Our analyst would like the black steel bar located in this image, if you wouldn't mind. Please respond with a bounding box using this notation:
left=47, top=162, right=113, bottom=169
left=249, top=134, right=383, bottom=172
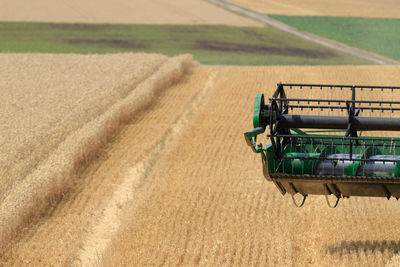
left=287, top=141, right=400, bottom=147
left=278, top=84, right=284, bottom=112
left=279, top=114, right=400, bottom=131
left=290, top=105, right=345, bottom=110
left=351, top=86, right=356, bottom=112
left=270, top=98, right=400, bottom=105
left=280, top=83, right=400, bottom=89
left=281, top=156, right=400, bottom=163
left=287, top=105, right=400, bottom=112
left=268, top=134, right=400, bottom=142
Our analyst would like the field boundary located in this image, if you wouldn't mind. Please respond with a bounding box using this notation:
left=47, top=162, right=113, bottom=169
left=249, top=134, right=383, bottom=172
left=208, top=0, right=396, bottom=65
left=0, top=54, right=196, bottom=255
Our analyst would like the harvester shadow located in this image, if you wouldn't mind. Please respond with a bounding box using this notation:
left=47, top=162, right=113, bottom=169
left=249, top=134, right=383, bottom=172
left=326, top=240, right=400, bottom=256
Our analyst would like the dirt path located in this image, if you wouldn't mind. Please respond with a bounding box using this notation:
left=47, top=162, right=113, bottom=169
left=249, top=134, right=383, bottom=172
left=209, top=0, right=398, bottom=65
left=4, top=65, right=400, bottom=266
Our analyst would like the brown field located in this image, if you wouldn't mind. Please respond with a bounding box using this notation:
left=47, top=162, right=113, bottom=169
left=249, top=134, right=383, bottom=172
left=225, top=0, right=400, bottom=18
left=0, top=0, right=262, bottom=26
left=2, top=55, right=400, bottom=266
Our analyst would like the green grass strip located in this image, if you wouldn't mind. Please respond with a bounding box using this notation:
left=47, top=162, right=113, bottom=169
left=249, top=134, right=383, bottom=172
left=270, top=15, right=400, bottom=61
left=0, top=22, right=370, bottom=65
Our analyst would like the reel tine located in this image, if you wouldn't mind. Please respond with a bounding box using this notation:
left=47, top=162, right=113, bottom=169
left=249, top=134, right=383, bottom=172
left=325, top=194, right=340, bottom=208
left=291, top=194, right=307, bottom=208
left=325, top=184, right=340, bottom=208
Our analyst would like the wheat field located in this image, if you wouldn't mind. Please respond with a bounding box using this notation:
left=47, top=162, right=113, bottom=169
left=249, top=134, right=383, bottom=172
left=3, top=59, right=400, bottom=265
left=225, top=0, right=400, bottom=18
left=0, top=53, right=168, bottom=196
left=0, top=53, right=195, bottom=260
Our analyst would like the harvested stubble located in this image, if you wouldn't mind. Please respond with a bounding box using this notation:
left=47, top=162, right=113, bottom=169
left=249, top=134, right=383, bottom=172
left=102, top=65, right=400, bottom=266
left=226, top=0, right=400, bottom=18
left=0, top=53, right=195, bottom=256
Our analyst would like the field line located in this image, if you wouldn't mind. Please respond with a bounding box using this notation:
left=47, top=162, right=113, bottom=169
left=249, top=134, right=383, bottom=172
left=208, top=0, right=396, bottom=65
left=0, top=54, right=195, bottom=255
left=71, top=67, right=221, bottom=266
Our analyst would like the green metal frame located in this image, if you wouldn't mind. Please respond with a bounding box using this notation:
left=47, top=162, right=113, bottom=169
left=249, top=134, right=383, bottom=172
left=245, top=90, right=400, bottom=177
left=248, top=129, right=400, bottom=177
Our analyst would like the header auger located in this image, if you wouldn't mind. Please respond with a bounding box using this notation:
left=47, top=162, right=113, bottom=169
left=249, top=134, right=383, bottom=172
left=245, top=83, right=400, bottom=207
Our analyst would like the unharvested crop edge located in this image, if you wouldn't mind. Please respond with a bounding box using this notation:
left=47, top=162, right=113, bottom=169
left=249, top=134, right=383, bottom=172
left=0, top=54, right=196, bottom=255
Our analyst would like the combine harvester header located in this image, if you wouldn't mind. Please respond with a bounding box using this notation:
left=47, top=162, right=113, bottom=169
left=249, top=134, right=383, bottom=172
left=245, top=83, right=400, bottom=207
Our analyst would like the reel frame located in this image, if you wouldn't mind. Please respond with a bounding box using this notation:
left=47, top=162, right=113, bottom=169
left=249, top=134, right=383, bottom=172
left=245, top=83, right=400, bottom=205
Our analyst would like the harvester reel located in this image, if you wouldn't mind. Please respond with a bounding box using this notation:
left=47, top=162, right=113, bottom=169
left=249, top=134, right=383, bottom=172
left=245, top=83, right=400, bottom=206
